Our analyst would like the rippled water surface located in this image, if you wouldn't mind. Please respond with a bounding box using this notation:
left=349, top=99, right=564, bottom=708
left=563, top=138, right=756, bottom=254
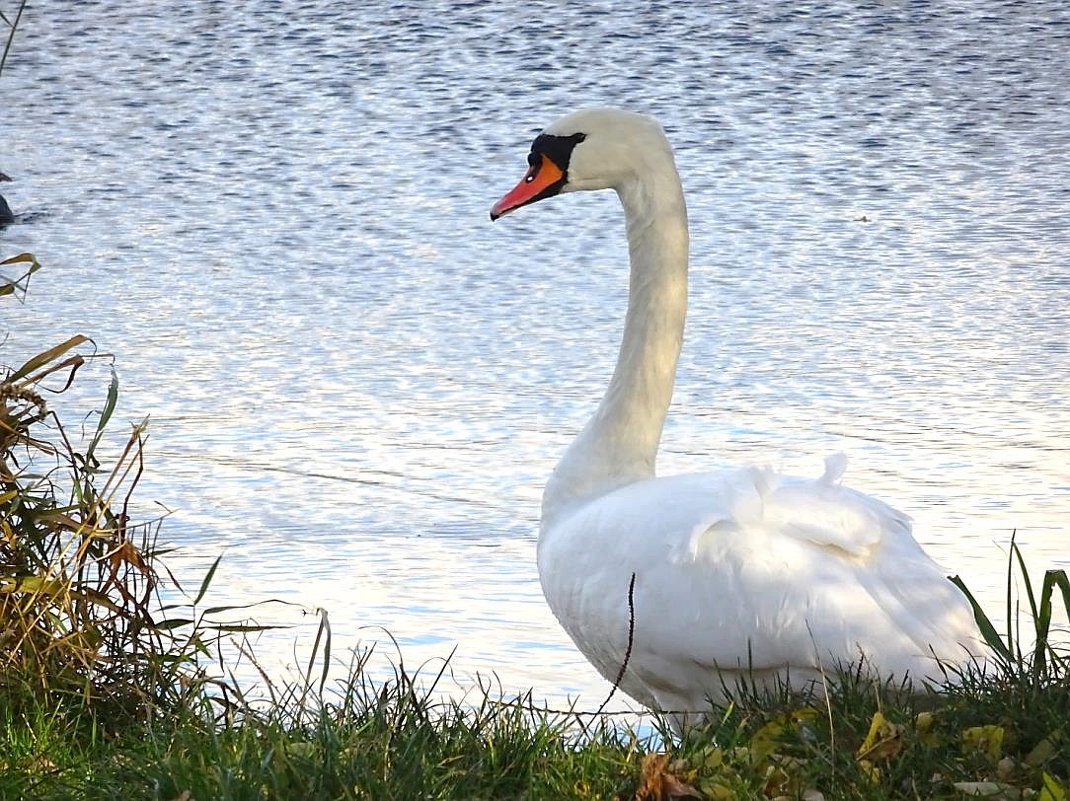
left=3, top=1, right=1068, bottom=709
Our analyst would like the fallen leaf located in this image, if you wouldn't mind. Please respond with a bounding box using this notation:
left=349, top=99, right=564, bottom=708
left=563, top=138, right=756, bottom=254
left=952, top=781, right=1020, bottom=798
left=857, top=758, right=882, bottom=783
left=635, top=753, right=703, bottom=801
left=1026, top=738, right=1058, bottom=768
left=997, top=756, right=1017, bottom=781
left=916, top=710, right=942, bottom=746
left=696, top=745, right=724, bottom=770
left=1039, top=772, right=1067, bottom=801
left=749, top=708, right=820, bottom=760
left=750, top=719, right=789, bottom=760
left=698, top=779, right=736, bottom=800
left=857, top=711, right=905, bottom=762
left=763, top=765, right=793, bottom=798
left=962, top=725, right=1005, bottom=763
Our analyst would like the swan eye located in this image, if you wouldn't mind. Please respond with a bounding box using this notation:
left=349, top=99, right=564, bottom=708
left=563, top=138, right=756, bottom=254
left=526, top=153, right=543, bottom=183
left=524, top=153, right=542, bottom=182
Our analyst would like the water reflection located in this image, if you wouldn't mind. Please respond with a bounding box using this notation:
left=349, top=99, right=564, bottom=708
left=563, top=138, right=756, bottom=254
left=1, top=0, right=1067, bottom=709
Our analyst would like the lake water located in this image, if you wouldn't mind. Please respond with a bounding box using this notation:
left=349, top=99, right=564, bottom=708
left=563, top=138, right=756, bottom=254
left=2, top=0, right=1068, bottom=714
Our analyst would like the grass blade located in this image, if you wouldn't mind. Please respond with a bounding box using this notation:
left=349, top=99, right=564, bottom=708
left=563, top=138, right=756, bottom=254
left=951, top=574, right=1012, bottom=663
left=8, top=335, right=90, bottom=382
left=1010, top=538, right=1045, bottom=673
left=193, top=554, right=222, bottom=606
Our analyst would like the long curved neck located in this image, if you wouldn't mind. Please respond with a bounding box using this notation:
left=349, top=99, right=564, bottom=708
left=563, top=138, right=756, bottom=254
left=542, top=160, right=689, bottom=529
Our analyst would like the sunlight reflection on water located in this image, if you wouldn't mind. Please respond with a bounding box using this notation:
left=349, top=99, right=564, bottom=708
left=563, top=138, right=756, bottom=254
left=2, top=0, right=1068, bottom=713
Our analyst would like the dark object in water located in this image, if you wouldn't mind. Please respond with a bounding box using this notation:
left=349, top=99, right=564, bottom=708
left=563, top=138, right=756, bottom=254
left=0, top=172, right=14, bottom=225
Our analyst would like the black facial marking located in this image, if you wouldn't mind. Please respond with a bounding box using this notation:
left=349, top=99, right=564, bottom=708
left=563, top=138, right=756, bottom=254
left=531, top=131, right=587, bottom=174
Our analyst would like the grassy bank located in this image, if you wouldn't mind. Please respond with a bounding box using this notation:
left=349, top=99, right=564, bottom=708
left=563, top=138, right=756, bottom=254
left=0, top=642, right=1067, bottom=800
left=2, top=254, right=1068, bottom=800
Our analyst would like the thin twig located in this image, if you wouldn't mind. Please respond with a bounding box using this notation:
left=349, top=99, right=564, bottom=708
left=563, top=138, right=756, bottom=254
left=488, top=696, right=650, bottom=719
left=594, top=571, right=637, bottom=717
left=0, top=0, right=28, bottom=77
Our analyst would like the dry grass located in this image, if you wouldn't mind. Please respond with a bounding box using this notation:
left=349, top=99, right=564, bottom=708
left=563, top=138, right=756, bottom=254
left=1, top=253, right=270, bottom=726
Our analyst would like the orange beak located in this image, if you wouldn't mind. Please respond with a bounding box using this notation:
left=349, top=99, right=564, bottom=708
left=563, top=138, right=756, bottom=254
left=489, top=153, right=566, bottom=221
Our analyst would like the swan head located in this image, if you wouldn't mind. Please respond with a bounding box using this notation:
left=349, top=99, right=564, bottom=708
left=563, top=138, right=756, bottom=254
left=490, top=108, right=671, bottom=220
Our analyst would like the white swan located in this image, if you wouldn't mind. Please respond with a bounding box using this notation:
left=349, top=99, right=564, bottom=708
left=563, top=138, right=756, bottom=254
left=490, top=108, right=987, bottom=721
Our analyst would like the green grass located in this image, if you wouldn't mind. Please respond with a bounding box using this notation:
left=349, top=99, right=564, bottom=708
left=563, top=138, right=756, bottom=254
left=0, top=648, right=646, bottom=800
left=0, top=643, right=1067, bottom=800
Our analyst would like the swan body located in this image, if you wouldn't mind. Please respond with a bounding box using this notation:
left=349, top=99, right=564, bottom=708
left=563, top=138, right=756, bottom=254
left=491, top=108, right=986, bottom=720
